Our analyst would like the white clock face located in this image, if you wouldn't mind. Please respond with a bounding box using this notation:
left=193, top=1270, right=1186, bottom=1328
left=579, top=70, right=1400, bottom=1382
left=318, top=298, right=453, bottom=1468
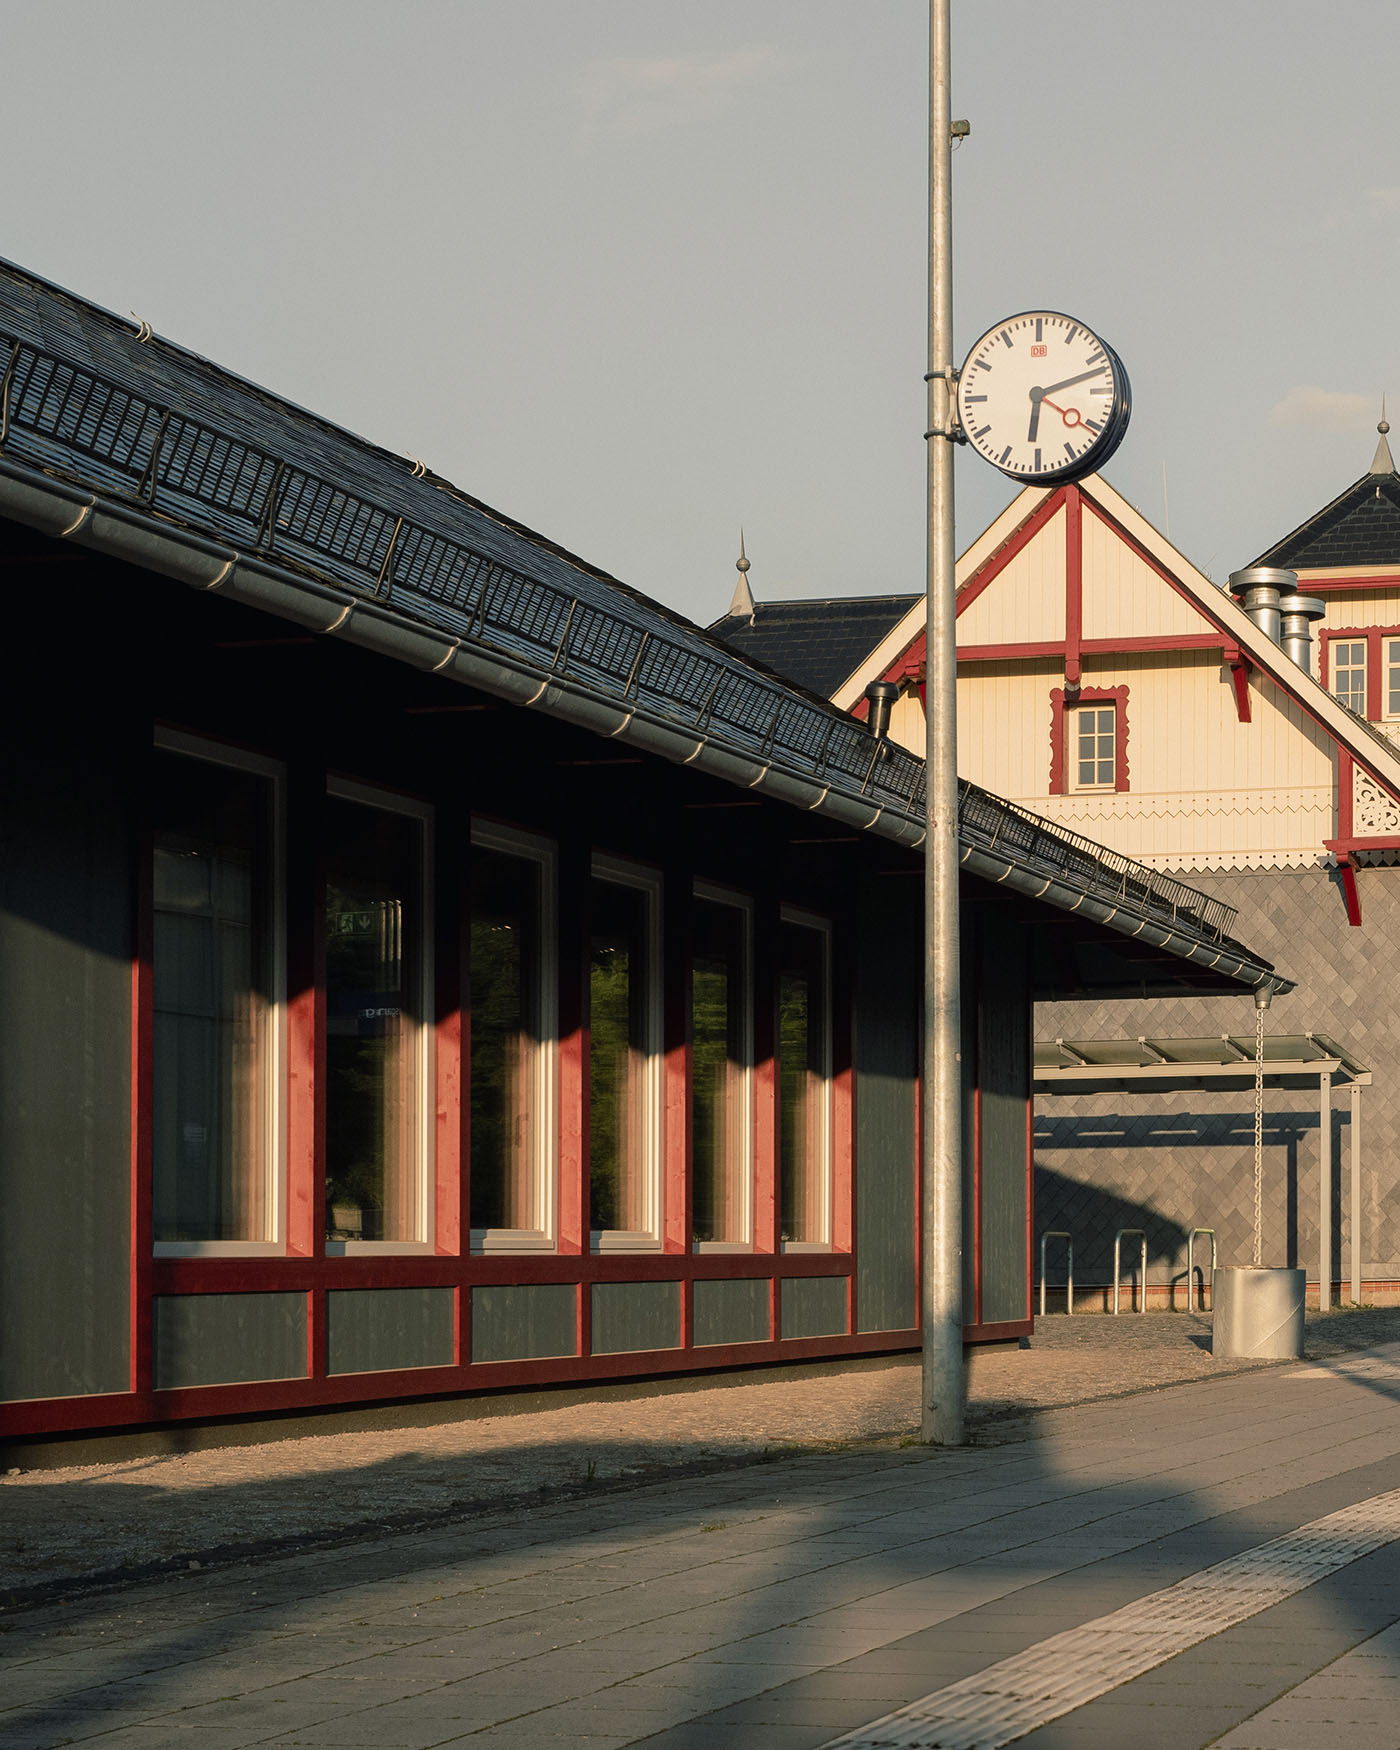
left=955, top=312, right=1129, bottom=482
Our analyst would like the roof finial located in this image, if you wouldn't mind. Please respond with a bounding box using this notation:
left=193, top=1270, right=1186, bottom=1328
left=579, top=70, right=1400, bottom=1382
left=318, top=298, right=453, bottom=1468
left=728, top=529, right=755, bottom=622
left=1371, top=396, right=1394, bottom=475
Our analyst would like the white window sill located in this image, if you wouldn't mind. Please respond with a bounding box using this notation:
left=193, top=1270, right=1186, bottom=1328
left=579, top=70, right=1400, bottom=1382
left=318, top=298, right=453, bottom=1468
left=471, top=1229, right=556, bottom=1254
left=692, top=1239, right=754, bottom=1254
left=324, top=1241, right=434, bottom=1257
left=593, top=1231, right=663, bottom=1253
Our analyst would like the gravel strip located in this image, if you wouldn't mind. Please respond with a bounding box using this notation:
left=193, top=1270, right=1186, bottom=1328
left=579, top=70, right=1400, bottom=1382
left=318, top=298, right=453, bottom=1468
left=4, top=1304, right=1396, bottom=1609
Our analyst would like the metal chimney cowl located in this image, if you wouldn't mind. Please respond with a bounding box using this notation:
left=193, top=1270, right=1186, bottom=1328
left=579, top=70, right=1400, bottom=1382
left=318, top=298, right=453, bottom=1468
left=1228, top=566, right=1326, bottom=673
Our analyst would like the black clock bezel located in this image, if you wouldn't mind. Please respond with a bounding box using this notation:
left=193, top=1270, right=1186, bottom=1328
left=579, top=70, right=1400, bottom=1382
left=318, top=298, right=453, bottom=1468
left=955, top=311, right=1131, bottom=485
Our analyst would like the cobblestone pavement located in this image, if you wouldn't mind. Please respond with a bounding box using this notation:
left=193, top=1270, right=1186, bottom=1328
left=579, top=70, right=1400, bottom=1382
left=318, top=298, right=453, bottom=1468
left=3, top=1327, right=1400, bottom=1748
left=4, top=1306, right=1398, bottom=1606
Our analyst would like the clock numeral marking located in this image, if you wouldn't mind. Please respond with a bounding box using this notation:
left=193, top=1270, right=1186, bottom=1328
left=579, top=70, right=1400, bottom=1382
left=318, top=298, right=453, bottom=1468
left=1034, top=448, right=1042, bottom=470
left=972, top=424, right=991, bottom=439
left=999, top=329, right=1012, bottom=347
left=1065, top=325, right=1078, bottom=345
left=964, top=394, right=988, bottom=403
left=973, top=358, right=991, bottom=372
left=1086, top=419, right=1103, bottom=433
left=1035, top=317, right=1043, bottom=343
left=999, top=445, right=1013, bottom=464
left=1064, top=441, right=1077, bottom=460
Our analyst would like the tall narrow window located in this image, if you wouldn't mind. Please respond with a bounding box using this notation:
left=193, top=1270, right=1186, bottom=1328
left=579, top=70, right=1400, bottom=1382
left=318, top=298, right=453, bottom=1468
left=470, top=827, right=554, bottom=1245
left=690, top=890, right=752, bottom=1247
left=1385, top=638, right=1400, bottom=720
left=1069, top=703, right=1116, bottom=791
left=152, top=738, right=279, bottom=1249
left=1333, top=640, right=1368, bottom=715
left=324, top=786, right=431, bottom=1248
left=778, top=913, right=832, bottom=1248
left=590, top=862, right=662, bottom=1246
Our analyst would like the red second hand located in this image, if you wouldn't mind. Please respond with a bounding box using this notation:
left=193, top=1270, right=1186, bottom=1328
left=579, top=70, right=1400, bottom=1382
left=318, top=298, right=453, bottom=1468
left=1042, top=397, right=1084, bottom=428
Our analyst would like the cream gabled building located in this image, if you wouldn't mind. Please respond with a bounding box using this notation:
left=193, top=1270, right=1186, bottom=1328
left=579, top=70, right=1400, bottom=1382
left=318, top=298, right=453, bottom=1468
left=715, top=432, right=1400, bottom=1303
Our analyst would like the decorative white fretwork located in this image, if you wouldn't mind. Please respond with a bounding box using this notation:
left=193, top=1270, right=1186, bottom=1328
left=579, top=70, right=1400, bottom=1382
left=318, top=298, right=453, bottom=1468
left=1353, top=765, right=1400, bottom=835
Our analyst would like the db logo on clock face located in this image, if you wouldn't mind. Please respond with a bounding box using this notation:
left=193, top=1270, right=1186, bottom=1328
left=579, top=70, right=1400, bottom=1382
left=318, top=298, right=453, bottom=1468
left=956, top=311, right=1131, bottom=483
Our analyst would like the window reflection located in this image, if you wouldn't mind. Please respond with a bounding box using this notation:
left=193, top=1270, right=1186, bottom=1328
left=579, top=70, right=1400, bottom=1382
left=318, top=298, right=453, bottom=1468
left=590, top=877, right=651, bottom=1235
left=153, top=750, right=273, bottom=1244
left=324, top=797, right=424, bottom=1244
left=470, top=845, right=543, bottom=1232
left=778, top=920, right=830, bottom=1245
left=691, top=896, right=749, bottom=1245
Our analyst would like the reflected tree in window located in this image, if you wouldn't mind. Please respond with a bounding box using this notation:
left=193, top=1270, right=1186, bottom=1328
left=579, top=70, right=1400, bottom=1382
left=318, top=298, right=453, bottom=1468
left=778, top=920, right=829, bottom=1245
left=691, top=898, right=748, bottom=1244
left=590, top=878, right=650, bottom=1234
left=470, top=846, right=542, bottom=1231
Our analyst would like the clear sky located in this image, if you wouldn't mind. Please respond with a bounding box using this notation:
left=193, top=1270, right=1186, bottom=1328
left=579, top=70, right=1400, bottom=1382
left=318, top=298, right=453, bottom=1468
left=5, top=2, right=1396, bottom=620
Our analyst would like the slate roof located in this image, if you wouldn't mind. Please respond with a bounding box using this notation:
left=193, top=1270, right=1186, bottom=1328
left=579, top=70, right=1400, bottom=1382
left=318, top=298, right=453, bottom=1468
left=1253, top=463, right=1400, bottom=570
left=710, top=594, right=921, bottom=697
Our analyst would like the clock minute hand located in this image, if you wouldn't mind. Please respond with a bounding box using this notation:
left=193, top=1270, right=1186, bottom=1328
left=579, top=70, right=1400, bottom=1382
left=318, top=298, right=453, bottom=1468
left=1039, top=366, right=1107, bottom=396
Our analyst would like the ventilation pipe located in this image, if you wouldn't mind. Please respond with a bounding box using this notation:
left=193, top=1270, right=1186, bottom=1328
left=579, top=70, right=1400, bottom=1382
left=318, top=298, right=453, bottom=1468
left=1276, top=591, right=1327, bottom=676
left=1227, top=566, right=1295, bottom=646
left=864, top=679, right=900, bottom=740
left=1228, top=566, right=1326, bottom=673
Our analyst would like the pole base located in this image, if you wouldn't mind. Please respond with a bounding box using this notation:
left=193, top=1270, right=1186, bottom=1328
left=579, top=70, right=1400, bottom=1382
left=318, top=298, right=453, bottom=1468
left=1212, top=1265, right=1305, bottom=1359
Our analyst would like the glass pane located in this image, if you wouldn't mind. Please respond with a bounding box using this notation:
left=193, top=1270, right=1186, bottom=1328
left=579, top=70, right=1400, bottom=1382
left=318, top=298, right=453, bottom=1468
left=324, top=799, right=424, bottom=1243
left=1387, top=640, right=1400, bottom=717
left=779, top=922, right=828, bottom=1244
left=1335, top=643, right=1367, bottom=715
left=153, top=752, right=272, bottom=1243
left=590, top=879, right=651, bottom=1234
left=691, top=898, right=748, bottom=1244
left=471, top=847, right=542, bottom=1231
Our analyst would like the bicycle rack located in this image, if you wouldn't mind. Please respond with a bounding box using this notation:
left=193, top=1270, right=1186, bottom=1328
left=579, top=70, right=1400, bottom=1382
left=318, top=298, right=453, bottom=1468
left=1038, top=1231, right=1073, bottom=1316
left=1113, top=1228, right=1148, bottom=1314
left=1187, top=1227, right=1217, bottom=1312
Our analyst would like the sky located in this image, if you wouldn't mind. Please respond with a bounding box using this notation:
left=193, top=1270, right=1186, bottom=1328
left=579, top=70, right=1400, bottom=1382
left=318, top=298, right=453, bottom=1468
left=4, top=1, right=1397, bottom=622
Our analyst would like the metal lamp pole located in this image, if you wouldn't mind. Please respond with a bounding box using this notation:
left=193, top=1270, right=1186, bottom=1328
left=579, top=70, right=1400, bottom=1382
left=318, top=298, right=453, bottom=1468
left=922, top=0, right=964, bottom=1446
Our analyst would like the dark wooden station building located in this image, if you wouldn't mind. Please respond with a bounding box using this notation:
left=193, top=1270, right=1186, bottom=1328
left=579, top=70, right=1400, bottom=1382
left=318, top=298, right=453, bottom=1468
left=0, top=259, right=1287, bottom=1450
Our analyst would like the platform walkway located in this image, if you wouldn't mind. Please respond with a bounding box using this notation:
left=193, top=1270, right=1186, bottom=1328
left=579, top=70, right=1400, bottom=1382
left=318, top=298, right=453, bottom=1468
left=3, top=1312, right=1400, bottom=1745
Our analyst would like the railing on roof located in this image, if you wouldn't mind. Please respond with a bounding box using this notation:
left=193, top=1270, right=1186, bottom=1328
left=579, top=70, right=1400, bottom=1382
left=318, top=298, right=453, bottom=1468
left=0, top=329, right=1239, bottom=951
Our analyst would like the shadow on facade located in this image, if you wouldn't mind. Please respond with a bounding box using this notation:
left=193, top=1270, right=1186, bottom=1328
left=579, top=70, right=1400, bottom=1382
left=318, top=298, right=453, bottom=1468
left=1036, top=1104, right=1351, bottom=1292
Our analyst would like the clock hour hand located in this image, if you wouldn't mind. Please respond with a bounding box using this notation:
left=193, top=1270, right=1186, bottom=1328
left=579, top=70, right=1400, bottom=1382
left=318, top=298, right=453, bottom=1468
left=1027, top=386, right=1043, bottom=443
left=1039, top=366, right=1107, bottom=397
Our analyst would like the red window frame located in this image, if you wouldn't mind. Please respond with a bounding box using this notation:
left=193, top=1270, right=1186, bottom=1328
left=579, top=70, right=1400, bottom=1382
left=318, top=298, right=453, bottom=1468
left=1048, top=685, right=1130, bottom=795
left=1320, top=626, right=1400, bottom=722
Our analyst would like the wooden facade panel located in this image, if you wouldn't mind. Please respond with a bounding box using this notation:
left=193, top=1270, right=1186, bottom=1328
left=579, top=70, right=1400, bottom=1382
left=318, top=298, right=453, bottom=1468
left=590, top=1280, right=681, bottom=1354
left=470, top=1284, right=576, bottom=1364
left=692, top=1277, right=769, bottom=1348
left=1081, top=511, right=1208, bottom=640
left=153, top=1293, right=307, bottom=1390
left=953, top=663, right=1059, bottom=794
left=977, top=928, right=1031, bottom=1327
left=854, top=881, right=919, bottom=1336
left=0, top=726, right=134, bottom=1406
left=326, top=1288, right=455, bottom=1376
left=781, top=1275, right=847, bottom=1339
left=956, top=506, right=1066, bottom=646
left=1312, top=589, right=1400, bottom=630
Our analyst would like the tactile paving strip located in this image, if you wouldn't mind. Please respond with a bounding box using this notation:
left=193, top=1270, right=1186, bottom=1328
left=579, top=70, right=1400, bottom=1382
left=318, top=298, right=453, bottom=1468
left=820, top=1483, right=1400, bottom=1750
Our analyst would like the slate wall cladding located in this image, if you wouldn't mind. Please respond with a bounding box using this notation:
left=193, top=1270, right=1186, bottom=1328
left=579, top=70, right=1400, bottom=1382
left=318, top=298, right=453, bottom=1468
left=1037, top=863, right=1400, bottom=1287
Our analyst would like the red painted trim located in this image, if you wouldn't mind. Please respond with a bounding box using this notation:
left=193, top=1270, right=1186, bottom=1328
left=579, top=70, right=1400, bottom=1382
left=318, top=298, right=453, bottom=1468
left=0, top=1324, right=920, bottom=1439
left=1318, top=626, right=1400, bottom=722
left=130, top=821, right=154, bottom=1398
left=1064, top=482, right=1082, bottom=689
left=1082, top=496, right=1227, bottom=626
left=1338, top=751, right=1355, bottom=840
left=955, top=489, right=1068, bottom=619
left=1024, top=1086, right=1035, bottom=1327
left=959, top=633, right=1226, bottom=662
left=1049, top=685, right=1130, bottom=795
left=963, top=1318, right=1033, bottom=1346
left=1339, top=860, right=1363, bottom=927
left=971, top=1082, right=983, bottom=1329
left=1300, top=574, right=1400, bottom=594
left=1328, top=836, right=1400, bottom=853
left=1229, top=654, right=1253, bottom=723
